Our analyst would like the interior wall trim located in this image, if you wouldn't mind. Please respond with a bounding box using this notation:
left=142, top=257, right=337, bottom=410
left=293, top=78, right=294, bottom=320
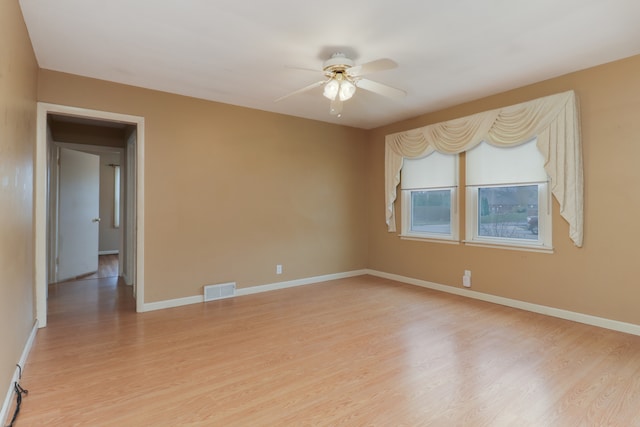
left=141, top=269, right=369, bottom=312
left=235, top=269, right=368, bottom=297
left=142, top=295, right=203, bottom=312
left=1, top=320, right=38, bottom=426
left=366, top=269, right=640, bottom=337
left=98, top=250, right=119, bottom=255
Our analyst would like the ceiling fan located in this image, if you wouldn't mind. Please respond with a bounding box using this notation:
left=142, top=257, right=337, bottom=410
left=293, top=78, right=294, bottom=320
left=275, top=52, right=406, bottom=117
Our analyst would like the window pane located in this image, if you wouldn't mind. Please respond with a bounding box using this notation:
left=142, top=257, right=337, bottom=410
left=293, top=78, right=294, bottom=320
left=478, top=185, right=538, bottom=240
left=114, top=165, right=121, bottom=228
left=411, top=190, right=451, bottom=235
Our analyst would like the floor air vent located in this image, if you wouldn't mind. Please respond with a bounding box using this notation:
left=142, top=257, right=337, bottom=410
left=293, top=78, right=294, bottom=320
left=204, top=282, right=236, bottom=302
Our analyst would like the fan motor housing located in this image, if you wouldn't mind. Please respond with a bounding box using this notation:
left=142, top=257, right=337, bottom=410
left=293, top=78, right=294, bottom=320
left=323, top=53, right=354, bottom=73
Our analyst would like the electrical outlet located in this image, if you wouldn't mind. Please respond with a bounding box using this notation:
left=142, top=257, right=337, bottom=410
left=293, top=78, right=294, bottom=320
left=463, top=275, right=471, bottom=288
left=276, top=264, right=283, bottom=275
left=463, top=269, right=471, bottom=287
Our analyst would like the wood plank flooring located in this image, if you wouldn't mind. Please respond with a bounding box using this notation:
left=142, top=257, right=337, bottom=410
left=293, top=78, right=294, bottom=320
left=52, top=254, right=119, bottom=283
left=15, top=275, right=640, bottom=426
left=92, top=254, right=119, bottom=279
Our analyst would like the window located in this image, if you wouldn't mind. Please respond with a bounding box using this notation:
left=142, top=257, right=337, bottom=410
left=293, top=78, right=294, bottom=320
left=113, top=165, right=121, bottom=228
left=386, top=91, right=581, bottom=247
left=465, top=138, right=551, bottom=250
left=400, top=151, right=458, bottom=241
left=397, top=139, right=551, bottom=251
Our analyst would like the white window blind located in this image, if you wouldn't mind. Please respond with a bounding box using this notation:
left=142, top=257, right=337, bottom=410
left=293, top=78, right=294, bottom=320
left=401, top=151, right=457, bottom=189
left=466, top=138, right=547, bottom=186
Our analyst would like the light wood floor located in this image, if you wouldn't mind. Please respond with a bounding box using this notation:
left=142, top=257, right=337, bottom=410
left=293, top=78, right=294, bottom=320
left=16, top=275, right=640, bottom=426
left=52, top=254, right=119, bottom=283
left=91, top=254, right=119, bottom=279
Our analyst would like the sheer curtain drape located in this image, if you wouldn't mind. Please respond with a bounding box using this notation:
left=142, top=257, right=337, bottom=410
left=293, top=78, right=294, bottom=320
left=385, top=90, right=583, bottom=246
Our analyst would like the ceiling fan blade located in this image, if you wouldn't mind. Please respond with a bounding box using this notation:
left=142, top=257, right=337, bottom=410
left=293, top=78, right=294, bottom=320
left=329, top=98, right=343, bottom=116
left=275, top=80, right=327, bottom=102
left=356, top=78, right=406, bottom=98
left=285, top=65, right=321, bottom=73
left=347, top=58, right=397, bottom=77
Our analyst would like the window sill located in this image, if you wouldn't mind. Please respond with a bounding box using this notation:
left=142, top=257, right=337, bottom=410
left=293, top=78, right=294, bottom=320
left=462, top=240, right=554, bottom=254
left=399, top=235, right=460, bottom=245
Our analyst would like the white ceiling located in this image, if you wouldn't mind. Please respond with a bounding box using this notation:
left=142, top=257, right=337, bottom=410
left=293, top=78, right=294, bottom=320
left=19, top=0, right=640, bottom=129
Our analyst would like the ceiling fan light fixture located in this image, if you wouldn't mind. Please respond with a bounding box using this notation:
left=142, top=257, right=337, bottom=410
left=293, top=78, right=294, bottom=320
left=323, top=79, right=340, bottom=100
left=339, top=79, right=356, bottom=101
left=274, top=52, right=404, bottom=118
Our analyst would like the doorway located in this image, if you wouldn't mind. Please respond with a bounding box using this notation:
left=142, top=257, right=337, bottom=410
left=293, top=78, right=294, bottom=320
left=35, top=103, right=145, bottom=327
left=49, top=128, right=126, bottom=284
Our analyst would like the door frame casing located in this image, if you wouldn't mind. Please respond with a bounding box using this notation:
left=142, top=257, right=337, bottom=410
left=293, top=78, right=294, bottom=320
left=35, top=103, right=145, bottom=326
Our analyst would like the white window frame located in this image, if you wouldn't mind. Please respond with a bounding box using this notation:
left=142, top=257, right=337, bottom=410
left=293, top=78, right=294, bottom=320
left=401, top=187, right=459, bottom=242
left=465, top=182, right=552, bottom=251
left=400, top=153, right=459, bottom=243
left=464, top=139, right=552, bottom=252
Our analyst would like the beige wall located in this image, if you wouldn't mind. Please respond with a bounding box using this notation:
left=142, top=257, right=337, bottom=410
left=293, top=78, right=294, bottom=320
left=38, top=71, right=369, bottom=302
left=367, top=55, right=640, bottom=325
left=49, top=120, right=127, bottom=148
left=0, top=0, right=38, bottom=403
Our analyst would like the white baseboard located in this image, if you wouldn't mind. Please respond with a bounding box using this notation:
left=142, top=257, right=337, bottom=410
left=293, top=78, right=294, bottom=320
left=366, top=269, right=640, bottom=337
left=1, top=320, right=39, bottom=426
left=142, top=295, right=203, bottom=312
left=98, top=250, right=119, bottom=255
left=236, top=269, right=368, bottom=297
left=141, top=269, right=368, bottom=312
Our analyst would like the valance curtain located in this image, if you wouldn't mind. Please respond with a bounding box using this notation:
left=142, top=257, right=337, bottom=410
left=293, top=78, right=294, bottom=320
left=385, top=90, right=583, bottom=247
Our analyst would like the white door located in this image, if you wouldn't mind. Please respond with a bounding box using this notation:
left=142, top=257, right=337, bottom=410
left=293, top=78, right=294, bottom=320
left=57, top=147, right=100, bottom=281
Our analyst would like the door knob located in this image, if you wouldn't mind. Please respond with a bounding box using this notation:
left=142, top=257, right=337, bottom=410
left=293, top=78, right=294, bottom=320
left=92, top=217, right=101, bottom=223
